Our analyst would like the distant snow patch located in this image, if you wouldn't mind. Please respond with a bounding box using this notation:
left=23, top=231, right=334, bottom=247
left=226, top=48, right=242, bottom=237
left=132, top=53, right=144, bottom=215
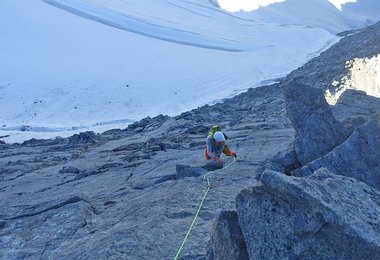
left=328, top=0, right=357, bottom=11
left=217, top=0, right=285, bottom=12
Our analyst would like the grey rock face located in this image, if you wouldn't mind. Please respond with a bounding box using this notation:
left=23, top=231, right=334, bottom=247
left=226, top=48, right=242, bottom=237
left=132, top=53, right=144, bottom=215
left=283, top=82, right=349, bottom=165
left=2, top=21, right=380, bottom=260
left=0, top=194, right=95, bottom=259
left=332, top=89, right=380, bottom=123
left=294, top=119, right=380, bottom=190
left=256, top=147, right=300, bottom=180
left=236, top=169, right=380, bottom=260
left=176, top=164, right=207, bottom=179
left=0, top=82, right=290, bottom=259
left=206, top=210, right=248, bottom=260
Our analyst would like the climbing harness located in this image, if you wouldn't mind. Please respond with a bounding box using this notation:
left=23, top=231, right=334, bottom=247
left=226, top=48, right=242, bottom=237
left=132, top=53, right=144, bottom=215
left=174, top=156, right=236, bottom=260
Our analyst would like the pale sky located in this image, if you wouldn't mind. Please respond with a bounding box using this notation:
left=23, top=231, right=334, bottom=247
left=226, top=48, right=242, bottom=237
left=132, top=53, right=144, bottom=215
left=217, top=0, right=357, bottom=12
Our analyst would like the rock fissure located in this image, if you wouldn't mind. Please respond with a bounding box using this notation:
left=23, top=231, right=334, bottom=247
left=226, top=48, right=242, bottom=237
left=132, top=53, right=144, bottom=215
left=9, top=195, right=92, bottom=220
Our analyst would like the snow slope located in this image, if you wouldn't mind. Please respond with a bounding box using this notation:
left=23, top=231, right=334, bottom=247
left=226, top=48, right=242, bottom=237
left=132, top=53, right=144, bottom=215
left=232, top=0, right=380, bottom=33
left=0, top=0, right=379, bottom=143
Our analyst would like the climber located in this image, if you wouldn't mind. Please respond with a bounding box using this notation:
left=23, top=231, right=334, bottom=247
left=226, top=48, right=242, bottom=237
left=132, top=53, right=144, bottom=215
left=205, top=126, right=236, bottom=164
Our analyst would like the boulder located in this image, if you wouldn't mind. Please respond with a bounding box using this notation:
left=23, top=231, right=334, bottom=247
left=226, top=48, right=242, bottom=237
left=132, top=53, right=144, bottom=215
left=202, top=161, right=223, bottom=171
left=235, top=169, right=380, bottom=259
left=283, top=82, right=349, bottom=165
left=206, top=210, right=249, bottom=260
left=294, top=119, right=380, bottom=190
left=176, top=164, right=207, bottom=179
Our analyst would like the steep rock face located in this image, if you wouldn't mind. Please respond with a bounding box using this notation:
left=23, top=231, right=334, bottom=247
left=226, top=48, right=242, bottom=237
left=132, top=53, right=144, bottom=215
left=283, top=82, right=349, bottom=165
left=235, top=169, right=380, bottom=259
left=294, top=119, right=380, bottom=190
left=207, top=21, right=380, bottom=260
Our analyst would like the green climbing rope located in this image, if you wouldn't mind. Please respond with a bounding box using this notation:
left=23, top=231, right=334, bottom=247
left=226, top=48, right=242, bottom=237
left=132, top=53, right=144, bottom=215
left=174, top=157, right=236, bottom=260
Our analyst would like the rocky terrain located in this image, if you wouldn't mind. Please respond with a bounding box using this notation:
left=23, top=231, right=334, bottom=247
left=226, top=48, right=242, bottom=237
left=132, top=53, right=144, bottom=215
left=1, top=22, right=380, bottom=260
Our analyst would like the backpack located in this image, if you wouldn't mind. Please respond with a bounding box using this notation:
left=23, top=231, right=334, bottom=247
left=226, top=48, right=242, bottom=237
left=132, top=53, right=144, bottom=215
left=209, top=125, right=228, bottom=140
left=208, top=125, right=222, bottom=137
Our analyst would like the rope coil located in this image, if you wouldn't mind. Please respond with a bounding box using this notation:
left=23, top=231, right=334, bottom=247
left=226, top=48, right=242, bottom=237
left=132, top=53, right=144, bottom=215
left=174, top=157, right=236, bottom=260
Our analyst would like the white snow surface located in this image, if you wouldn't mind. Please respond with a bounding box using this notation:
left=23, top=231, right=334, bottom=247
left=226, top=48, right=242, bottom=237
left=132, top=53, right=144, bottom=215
left=217, top=0, right=357, bottom=12
left=1, top=0, right=379, bottom=143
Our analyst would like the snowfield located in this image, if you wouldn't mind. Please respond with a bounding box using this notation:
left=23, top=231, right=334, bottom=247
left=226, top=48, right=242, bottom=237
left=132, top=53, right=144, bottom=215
left=1, top=0, right=379, bottom=143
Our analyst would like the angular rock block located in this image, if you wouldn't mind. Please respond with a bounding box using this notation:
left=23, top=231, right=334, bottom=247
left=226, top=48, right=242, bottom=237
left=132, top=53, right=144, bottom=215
left=236, top=169, right=380, bottom=259
left=202, top=161, right=224, bottom=171
left=294, top=119, right=380, bottom=190
left=206, top=210, right=249, bottom=260
left=283, top=82, right=349, bottom=165
left=176, top=164, right=207, bottom=179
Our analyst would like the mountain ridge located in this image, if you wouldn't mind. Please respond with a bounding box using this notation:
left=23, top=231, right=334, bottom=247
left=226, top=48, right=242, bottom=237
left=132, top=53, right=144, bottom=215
left=1, top=19, right=380, bottom=259
left=2, top=0, right=380, bottom=143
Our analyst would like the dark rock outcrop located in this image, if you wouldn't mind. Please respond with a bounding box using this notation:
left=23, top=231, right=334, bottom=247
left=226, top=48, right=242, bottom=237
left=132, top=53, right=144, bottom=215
left=235, top=169, right=380, bottom=259
left=202, top=161, right=224, bottom=171
left=256, top=147, right=300, bottom=180
left=68, top=131, right=97, bottom=146
left=332, top=89, right=380, bottom=123
left=283, top=82, right=349, bottom=165
left=206, top=210, right=248, bottom=260
left=59, top=166, right=81, bottom=174
left=176, top=164, right=207, bottom=179
left=294, top=119, right=380, bottom=190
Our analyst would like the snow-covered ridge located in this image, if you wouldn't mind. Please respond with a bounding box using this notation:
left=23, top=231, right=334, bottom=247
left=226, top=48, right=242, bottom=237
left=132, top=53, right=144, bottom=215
left=43, top=0, right=248, bottom=52
left=1, top=0, right=379, bottom=143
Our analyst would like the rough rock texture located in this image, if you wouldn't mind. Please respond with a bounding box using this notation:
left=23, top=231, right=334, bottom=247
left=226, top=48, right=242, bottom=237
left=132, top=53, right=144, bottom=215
left=294, top=119, right=380, bottom=190
left=206, top=210, right=248, bottom=260
left=207, top=22, right=380, bottom=260
left=283, top=20, right=380, bottom=93
left=332, top=89, right=380, bottom=124
left=176, top=164, right=207, bottom=179
left=1, top=20, right=380, bottom=260
left=283, top=82, right=349, bottom=165
left=256, top=147, right=300, bottom=180
left=235, top=169, right=380, bottom=260
left=0, top=83, right=292, bottom=259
